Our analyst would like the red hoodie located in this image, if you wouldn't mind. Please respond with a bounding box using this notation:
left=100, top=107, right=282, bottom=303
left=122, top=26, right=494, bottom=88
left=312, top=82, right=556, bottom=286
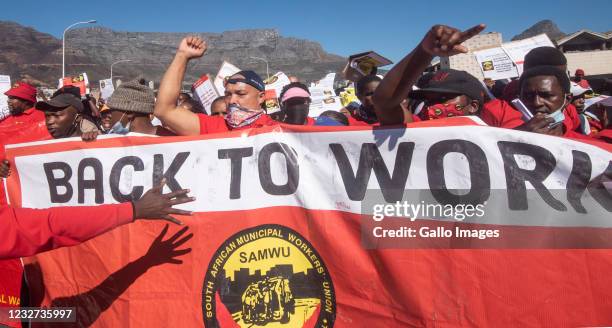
left=0, top=202, right=133, bottom=259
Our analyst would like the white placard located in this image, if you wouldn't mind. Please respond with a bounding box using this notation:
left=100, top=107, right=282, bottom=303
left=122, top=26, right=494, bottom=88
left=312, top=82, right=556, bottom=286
left=473, top=47, right=519, bottom=80
left=0, top=75, right=11, bottom=121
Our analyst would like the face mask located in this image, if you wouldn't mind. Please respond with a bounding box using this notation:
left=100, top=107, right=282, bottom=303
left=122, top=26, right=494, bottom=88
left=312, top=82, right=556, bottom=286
left=546, top=99, right=567, bottom=128
left=420, top=103, right=466, bottom=120
left=225, top=104, right=263, bottom=128
left=282, top=104, right=309, bottom=125
left=108, top=113, right=130, bottom=135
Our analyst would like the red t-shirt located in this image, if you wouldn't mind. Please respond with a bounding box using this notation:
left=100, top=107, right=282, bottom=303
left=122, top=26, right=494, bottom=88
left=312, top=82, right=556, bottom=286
left=479, top=99, right=524, bottom=128
left=197, top=113, right=277, bottom=134
left=480, top=100, right=583, bottom=134
left=0, top=108, right=50, bottom=143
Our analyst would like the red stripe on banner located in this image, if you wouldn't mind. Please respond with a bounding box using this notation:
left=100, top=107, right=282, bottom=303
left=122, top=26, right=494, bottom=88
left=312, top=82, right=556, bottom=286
left=21, top=207, right=612, bottom=327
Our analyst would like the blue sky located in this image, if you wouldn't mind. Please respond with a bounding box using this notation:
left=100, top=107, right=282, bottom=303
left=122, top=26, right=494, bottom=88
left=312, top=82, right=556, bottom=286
left=2, top=0, right=611, bottom=63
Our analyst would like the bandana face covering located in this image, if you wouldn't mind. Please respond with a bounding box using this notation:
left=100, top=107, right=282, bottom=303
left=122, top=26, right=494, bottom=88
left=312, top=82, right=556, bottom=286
left=225, top=104, right=263, bottom=128
left=419, top=103, right=466, bottom=120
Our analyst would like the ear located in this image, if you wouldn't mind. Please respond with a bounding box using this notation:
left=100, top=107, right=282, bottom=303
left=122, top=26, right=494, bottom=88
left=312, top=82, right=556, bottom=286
left=258, top=91, right=266, bottom=105
left=467, top=99, right=480, bottom=114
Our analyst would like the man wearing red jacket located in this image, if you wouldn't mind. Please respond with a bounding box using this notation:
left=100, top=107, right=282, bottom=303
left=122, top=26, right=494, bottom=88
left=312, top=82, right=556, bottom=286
left=1, top=180, right=194, bottom=259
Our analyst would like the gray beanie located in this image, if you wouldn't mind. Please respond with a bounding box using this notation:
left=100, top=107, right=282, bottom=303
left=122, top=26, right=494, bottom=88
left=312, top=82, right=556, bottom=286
left=107, top=78, right=155, bottom=114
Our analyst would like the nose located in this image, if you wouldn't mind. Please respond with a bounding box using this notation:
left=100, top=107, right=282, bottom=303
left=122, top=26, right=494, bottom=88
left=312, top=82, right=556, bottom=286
left=533, top=94, right=545, bottom=108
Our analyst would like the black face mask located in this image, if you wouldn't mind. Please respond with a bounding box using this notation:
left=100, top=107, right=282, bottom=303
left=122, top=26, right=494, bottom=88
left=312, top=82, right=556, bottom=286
left=282, top=104, right=309, bottom=125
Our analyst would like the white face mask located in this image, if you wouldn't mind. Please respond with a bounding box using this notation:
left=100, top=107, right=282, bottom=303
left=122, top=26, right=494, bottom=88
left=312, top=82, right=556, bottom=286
left=224, top=104, right=263, bottom=128
left=546, top=99, right=567, bottom=128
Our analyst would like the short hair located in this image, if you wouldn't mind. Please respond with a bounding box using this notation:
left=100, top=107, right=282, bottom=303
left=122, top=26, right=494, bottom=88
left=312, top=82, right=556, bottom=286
left=319, top=110, right=349, bottom=126
left=519, top=65, right=571, bottom=94
left=279, top=82, right=310, bottom=101
left=355, top=75, right=382, bottom=96
left=524, top=47, right=567, bottom=70
left=211, top=96, right=225, bottom=106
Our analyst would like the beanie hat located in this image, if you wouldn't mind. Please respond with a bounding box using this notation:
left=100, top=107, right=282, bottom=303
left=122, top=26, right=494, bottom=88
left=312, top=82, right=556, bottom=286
left=519, top=65, right=571, bottom=94
left=107, top=78, right=155, bottom=114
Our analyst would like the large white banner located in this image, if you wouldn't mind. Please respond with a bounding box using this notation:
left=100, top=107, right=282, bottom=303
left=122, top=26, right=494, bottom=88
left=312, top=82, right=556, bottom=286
left=5, top=118, right=611, bottom=228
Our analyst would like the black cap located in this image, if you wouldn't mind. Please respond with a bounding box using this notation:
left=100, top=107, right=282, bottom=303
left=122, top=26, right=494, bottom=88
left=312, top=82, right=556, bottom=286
left=409, top=69, right=485, bottom=104
left=35, top=93, right=84, bottom=113
left=227, top=70, right=265, bottom=91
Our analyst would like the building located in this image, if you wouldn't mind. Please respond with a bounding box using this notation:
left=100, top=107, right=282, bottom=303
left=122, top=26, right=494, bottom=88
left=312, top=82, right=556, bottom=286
left=556, top=30, right=612, bottom=78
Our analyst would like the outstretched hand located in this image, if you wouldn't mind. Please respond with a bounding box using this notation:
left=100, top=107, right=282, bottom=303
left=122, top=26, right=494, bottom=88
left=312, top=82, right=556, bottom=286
left=420, top=24, right=486, bottom=57
left=177, top=36, right=207, bottom=60
left=132, top=179, right=195, bottom=225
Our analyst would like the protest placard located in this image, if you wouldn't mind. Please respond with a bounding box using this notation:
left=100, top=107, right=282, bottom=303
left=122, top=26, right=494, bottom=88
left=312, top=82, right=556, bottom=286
left=265, top=72, right=291, bottom=98
left=344, top=51, right=392, bottom=81
left=99, top=78, right=115, bottom=101
left=0, top=75, right=11, bottom=121
left=473, top=47, right=519, bottom=80
left=501, top=34, right=555, bottom=75
left=192, top=74, right=219, bottom=115
left=59, top=73, right=90, bottom=96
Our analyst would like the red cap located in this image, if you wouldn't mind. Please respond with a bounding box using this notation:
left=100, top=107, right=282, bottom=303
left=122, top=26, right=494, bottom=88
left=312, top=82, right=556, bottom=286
left=4, top=82, right=37, bottom=103
left=575, top=69, right=585, bottom=76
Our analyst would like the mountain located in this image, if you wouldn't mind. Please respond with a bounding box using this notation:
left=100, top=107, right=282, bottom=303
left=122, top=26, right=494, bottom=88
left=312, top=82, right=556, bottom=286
left=511, top=19, right=565, bottom=41
left=0, top=21, right=347, bottom=87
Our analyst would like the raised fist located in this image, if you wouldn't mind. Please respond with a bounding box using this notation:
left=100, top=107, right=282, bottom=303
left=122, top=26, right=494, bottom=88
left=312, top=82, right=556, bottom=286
left=177, top=36, right=207, bottom=59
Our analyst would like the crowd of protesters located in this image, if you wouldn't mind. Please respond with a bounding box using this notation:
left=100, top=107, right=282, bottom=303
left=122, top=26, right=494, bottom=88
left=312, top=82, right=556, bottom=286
left=1, top=22, right=612, bottom=258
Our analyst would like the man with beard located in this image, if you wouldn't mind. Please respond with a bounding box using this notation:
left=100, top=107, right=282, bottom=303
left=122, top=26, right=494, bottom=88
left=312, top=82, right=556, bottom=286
left=155, top=36, right=277, bottom=135
left=0, top=82, right=49, bottom=140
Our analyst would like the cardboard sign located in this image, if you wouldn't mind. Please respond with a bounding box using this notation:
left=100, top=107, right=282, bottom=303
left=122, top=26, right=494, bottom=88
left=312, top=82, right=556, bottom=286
left=192, top=74, right=220, bottom=115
